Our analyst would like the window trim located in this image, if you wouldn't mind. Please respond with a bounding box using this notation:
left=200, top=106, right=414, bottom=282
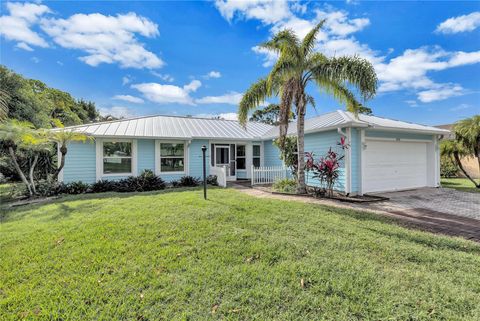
left=236, top=144, right=246, bottom=171
left=96, top=138, right=137, bottom=180
left=252, top=144, right=261, bottom=168
left=155, top=140, right=188, bottom=175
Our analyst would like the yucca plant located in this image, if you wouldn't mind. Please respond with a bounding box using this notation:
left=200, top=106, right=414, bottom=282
left=239, top=21, right=377, bottom=193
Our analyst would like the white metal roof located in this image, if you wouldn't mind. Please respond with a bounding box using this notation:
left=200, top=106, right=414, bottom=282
left=262, top=110, right=450, bottom=138
left=60, top=114, right=274, bottom=140
left=61, top=110, right=449, bottom=141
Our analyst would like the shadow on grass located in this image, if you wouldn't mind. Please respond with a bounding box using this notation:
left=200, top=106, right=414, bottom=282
left=364, top=226, right=480, bottom=254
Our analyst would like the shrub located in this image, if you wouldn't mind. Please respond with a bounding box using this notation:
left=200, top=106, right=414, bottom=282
left=35, top=180, right=65, bottom=197
left=135, top=170, right=166, bottom=191
left=90, top=180, right=117, bottom=193
left=272, top=178, right=297, bottom=194
left=62, top=181, right=90, bottom=195
left=170, top=180, right=179, bottom=188
left=115, top=170, right=166, bottom=193
left=206, top=175, right=218, bottom=186
left=441, top=155, right=458, bottom=178
left=178, top=176, right=200, bottom=187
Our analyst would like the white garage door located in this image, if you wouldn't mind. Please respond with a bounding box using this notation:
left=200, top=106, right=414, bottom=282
left=364, top=140, right=428, bottom=193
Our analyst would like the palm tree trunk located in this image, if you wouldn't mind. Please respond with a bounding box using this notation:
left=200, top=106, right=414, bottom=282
left=296, top=97, right=307, bottom=194
left=29, top=154, right=39, bottom=195
left=8, top=146, right=32, bottom=196
left=52, top=143, right=66, bottom=181
left=453, top=152, right=480, bottom=188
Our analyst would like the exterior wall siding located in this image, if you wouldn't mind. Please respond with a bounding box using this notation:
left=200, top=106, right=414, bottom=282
left=62, top=141, right=97, bottom=184
left=350, top=128, right=361, bottom=193
left=304, top=130, right=345, bottom=192
left=137, top=139, right=155, bottom=173
left=365, top=130, right=433, bottom=141
left=263, top=140, right=283, bottom=167
left=188, top=140, right=209, bottom=179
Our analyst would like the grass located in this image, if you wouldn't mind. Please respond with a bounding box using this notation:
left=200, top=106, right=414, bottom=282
left=441, top=178, right=480, bottom=193
left=0, top=183, right=20, bottom=205
left=1, top=188, right=480, bottom=320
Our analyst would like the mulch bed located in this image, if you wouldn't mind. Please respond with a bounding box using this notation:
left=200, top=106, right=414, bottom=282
left=268, top=187, right=388, bottom=203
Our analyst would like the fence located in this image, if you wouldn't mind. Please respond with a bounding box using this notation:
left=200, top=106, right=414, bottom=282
left=251, top=165, right=288, bottom=185
left=210, top=165, right=227, bottom=187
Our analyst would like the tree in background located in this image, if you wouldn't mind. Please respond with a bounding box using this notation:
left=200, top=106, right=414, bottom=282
left=239, top=22, right=377, bottom=193
left=249, top=103, right=296, bottom=125
left=0, top=120, right=50, bottom=195
left=441, top=115, right=480, bottom=188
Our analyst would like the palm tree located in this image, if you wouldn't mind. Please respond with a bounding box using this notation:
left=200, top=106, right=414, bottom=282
left=49, top=127, right=92, bottom=181
left=239, top=22, right=377, bottom=193
left=442, top=115, right=480, bottom=188
left=0, top=88, right=9, bottom=123
left=440, top=139, right=479, bottom=188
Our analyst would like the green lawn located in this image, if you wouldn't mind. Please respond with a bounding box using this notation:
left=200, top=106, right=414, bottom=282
left=1, top=189, right=479, bottom=320
left=441, top=178, right=480, bottom=193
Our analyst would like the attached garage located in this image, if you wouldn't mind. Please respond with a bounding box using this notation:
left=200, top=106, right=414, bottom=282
left=363, top=140, right=428, bottom=193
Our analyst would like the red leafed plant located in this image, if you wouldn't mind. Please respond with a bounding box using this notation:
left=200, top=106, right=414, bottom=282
left=305, top=140, right=347, bottom=197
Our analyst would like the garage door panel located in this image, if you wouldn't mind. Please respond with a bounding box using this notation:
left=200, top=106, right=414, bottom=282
left=364, top=140, right=427, bottom=193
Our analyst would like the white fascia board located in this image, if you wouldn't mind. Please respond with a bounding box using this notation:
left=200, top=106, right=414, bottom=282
left=366, top=126, right=450, bottom=135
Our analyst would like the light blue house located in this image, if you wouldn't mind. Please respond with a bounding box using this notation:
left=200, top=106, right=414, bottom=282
left=59, top=110, right=448, bottom=195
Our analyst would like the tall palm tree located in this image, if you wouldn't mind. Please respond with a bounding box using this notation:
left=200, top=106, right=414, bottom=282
left=440, top=139, right=479, bottom=188
left=239, top=22, right=378, bottom=193
left=0, top=89, right=9, bottom=123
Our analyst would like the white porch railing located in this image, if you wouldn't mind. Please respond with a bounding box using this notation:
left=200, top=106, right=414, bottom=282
left=210, top=166, right=228, bottom=187
left=251, top=165, right=288, bottom=185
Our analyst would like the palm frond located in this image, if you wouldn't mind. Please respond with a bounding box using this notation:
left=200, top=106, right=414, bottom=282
left=238, top=78, right=271, bottom=126
left=301, top=20, right=325, bottom=57
left=314, top=77, right=363, bottom=115
left=311, top=56, right=378, bottom=101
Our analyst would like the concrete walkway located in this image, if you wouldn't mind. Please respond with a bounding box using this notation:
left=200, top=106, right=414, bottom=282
left=232, top=184, right=480, bottom=242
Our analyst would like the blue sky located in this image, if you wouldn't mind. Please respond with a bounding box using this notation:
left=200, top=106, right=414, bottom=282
left=1, top=1, right=479, bottom=125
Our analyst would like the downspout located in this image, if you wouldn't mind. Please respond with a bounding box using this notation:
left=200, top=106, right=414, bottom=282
left=337, top=127, right=350, bottom=196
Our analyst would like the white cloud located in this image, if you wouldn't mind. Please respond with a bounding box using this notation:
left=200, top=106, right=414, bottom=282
left=0, top=2, right=50, bottom=48
left=132, top=80, right=201, bottom=105
left=40, top=12, right=163, bottom=69
left=405, top=100, right=418, bottom=107
left=16, top=42, right=34, bottom=51
left=215, top=0, right=291, bottom=24
left=113, top=94, right=144, bottom=104
left=436, top=12, right=480, bottom=34
left=376, top=47, right=480, bottom=99
left=122, top=76, right=132, bottom=86
left=316, top=10, right=370, bottom=36
left=417, top=84, right=464, bottom=103
left=195, top=91, right=243, bottom=105
left=99, top=106, right=134, bottom=118
left=151, top=71, right=174, bottom=82
left=204, top=71, right=222, bottom=79
left=30, top=57, right=40, bottom=63
left=252, top=45, right=279, bottom=67
left=195, top=112, right=238, bottom=120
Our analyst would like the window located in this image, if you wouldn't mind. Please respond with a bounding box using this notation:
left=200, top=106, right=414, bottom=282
left=103, top=141, right=132, bottom=174
left=236, top=145, right=246, bottom=170
left=253, top=145, right=261, bottom=167
left=160, top=143, right=185, bottom=172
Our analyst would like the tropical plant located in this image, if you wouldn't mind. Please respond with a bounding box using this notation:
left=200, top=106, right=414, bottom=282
left=249, top=103, right=295, bottom=125
left=441, top=134, right=479, bottom=188
left=272, top=178, right=297, bottom=194
left=454, top=115, right=480, bottom=185
left=48, top=123, right=93, bottom=181
left=0, top=120, right=50, bottom=196
left=440, top=155, right=458, bottom=178
left=238, top=21, right=377, bottom=193
left=305, top=139, right=348, bottom=197
left=0, top=88, right=9, bottom=123
left=273, top=136, right=298, bottom=178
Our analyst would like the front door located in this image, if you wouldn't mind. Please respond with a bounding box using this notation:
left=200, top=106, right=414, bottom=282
left=214, top=144, right=236, bottom=181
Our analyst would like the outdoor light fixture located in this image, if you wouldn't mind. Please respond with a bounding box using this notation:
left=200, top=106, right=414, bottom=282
left=201, top=145, right=207, bottom=200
